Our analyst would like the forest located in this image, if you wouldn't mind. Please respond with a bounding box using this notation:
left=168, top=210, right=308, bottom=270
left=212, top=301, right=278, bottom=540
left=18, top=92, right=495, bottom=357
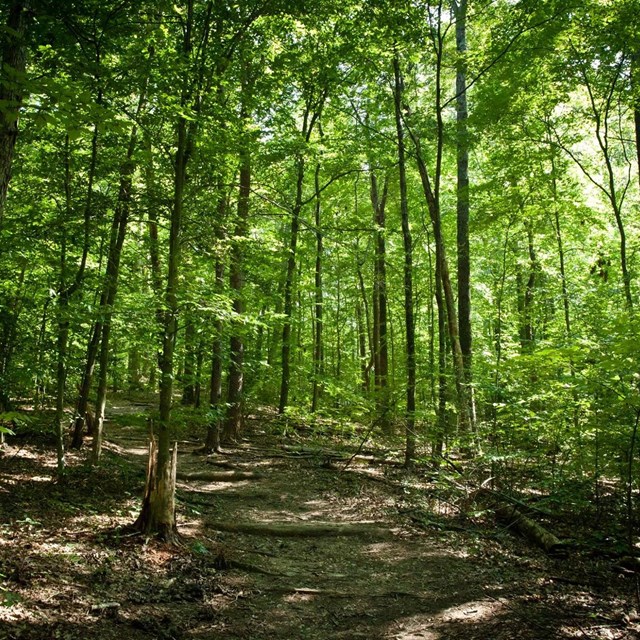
left=1, top=0, right=640, bottom=638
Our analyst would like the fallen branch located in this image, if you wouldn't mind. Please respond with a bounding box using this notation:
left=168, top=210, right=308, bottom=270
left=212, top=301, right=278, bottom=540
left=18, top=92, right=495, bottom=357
left=206, top=520, right=393, bottom=538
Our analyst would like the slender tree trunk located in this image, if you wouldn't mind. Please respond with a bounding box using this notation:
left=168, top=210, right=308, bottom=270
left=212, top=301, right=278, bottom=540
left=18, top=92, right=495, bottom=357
left=55, top=128, right=96, bottom=474
left=370, top=172, right=390, bottom=428
left=406, top=41, right=471, bottom=437
left=434, top=256, right=447, bottom=458
left=223, top=148, right=250, bottom=443
left=631, top=52, right=640, bottom=192
left=279, top=94, right=325, bottom=414
left=517, top=220, right=536, bottom=353
left=279, top=154, right=305, bottom=415
left=70, top=321, right=100, bottom=448
left=92, top=90, right=145, bottom=463
left=0, top=262, right=25, bottom=410
left=55, top=237, right=69, bottom=477
left=356, top=262, right=373, bottom=393
left=453, top=0, right=474, bottom=429
left=354, top=300, right=367, bottom=392
left=311, top=163, right=324, bottom=412
left=205, top=195, right=227, bottom=452
left=0, top=0, right=30, bottom=225
left=393, top=53, right=417, bottom=466
left=135, top=0, right=198, bottom=541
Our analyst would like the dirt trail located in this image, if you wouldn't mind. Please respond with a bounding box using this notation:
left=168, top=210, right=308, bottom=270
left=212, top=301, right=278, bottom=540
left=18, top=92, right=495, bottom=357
left=103, top=403, right=640, bottom=639
left=0, top=401, right=637, bottom=639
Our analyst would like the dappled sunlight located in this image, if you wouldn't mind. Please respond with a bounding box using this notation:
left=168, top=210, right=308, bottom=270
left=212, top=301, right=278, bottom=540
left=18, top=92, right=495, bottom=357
left=439, top=598, right=504, bottom=623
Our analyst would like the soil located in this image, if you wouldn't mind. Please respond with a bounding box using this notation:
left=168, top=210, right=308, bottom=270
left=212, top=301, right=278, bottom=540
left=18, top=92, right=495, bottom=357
left=1, top=400, right=638, bottom=639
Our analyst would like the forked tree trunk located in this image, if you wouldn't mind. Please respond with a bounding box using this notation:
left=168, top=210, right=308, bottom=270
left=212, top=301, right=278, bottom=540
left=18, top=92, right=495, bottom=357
left=407, top=101, right=471, bottom=437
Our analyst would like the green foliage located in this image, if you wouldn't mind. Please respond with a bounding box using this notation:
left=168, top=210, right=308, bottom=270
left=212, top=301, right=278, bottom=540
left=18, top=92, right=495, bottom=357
left=0, top=0, right=638, bottom=536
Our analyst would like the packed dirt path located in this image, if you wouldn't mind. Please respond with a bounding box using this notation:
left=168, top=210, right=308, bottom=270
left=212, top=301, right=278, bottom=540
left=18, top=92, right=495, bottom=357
left=1, top=400, right=638, bottom=639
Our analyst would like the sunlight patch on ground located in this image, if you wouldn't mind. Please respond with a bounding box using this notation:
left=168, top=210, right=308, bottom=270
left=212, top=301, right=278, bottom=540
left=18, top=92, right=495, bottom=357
left=439, top=598, right=503, bottom=622
left=362, top=542, right=448, bottom=562
left=0, top=472, right=51, bottom=484
left=283, top=591, right=318, bottom=603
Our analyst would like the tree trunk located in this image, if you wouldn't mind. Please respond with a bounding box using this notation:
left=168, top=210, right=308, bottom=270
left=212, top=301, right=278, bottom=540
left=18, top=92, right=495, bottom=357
left=92, top=89, right=145, bottom=464
left=0, top=0, right=30, bottom=224
left=631, top=51, right=640, bottom=193
left=134, top=437, right=178, bottom=542
left=311, top=162, right=324, bottom=412
left=393, top=52, right=416, bottom=466
left=453, top=0, right=474, bottom=429
left=55, top=129, right=96, bottom=474
left=223, top=147, right=250, bottom=443
left=517, top=220, right=536, bottom=354
left=279, top=96, right=324, bottom=414
left=204, top=196, right=227, bottom=453
left=181, top=316, right=197, bottom=405
left=370, top=171, right=390, bottom=429
left=279, top=155, right=305, bottom=415
left=407, top=71, right=471, bottom=437
left=135, top=0, right=196, bottom=541
left=70, top=320, right=100, bottom=448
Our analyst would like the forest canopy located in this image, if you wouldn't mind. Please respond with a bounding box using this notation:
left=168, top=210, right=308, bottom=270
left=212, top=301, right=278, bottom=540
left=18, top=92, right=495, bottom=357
left=0, top=0, right=639, bottom=540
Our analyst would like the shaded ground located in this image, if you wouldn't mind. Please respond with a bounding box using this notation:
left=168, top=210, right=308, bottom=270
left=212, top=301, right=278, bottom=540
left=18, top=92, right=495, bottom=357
left=1, top=401, right=638, bottom=639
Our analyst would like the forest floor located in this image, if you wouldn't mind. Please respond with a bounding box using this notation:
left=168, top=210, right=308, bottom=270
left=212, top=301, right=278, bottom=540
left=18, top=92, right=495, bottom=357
left=1, top=398, right=639, bottom=640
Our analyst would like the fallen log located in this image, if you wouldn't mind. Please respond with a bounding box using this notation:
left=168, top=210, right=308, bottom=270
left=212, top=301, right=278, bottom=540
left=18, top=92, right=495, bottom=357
left=207, top=520, right=392, bottom=538
left=493, top=503, right=565, bottom=554
left=177, top=470, right=261, bottom=482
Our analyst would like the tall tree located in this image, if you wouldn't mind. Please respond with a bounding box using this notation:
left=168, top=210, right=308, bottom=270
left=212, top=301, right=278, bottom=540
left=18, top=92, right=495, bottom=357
left=392, top=50, right=416, bottom=465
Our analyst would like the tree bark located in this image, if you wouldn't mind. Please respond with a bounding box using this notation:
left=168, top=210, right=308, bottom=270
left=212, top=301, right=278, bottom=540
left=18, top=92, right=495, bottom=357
left=0, top=0, right=30, bottom=224
left=135, top=0, right=199, bottom=541
left=370, top=171, right=390, bottom=429
left=92, top=86, right=146, bottom=464
left=204, top=198, right=226, bottom=453
left=311, top=162, right=324, bottom=412
left=223, top=146, right=251, bottom=443
left=279, top=95, right=324, bottom=414
left=453, top=0, right=474, bottom=428
left=392, top=52, right=416, bottom=466
left=405, top=37, right=471, bottom=437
